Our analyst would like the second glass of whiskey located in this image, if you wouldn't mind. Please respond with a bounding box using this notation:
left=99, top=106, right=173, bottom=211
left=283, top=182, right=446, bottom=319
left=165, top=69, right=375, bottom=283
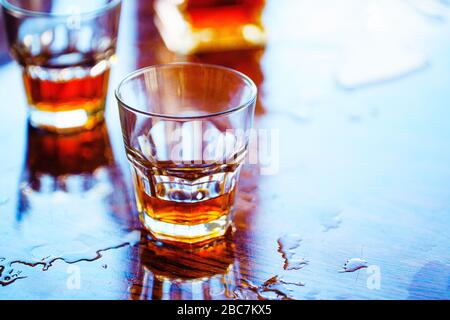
left=1, top=0, right=122, bottom=132
left=154, top=0, right=266, bottom=54
left=116, top=63, right=257, bottom=244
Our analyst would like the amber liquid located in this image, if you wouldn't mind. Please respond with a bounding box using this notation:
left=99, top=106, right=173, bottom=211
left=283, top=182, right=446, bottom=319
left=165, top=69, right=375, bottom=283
left=20, top=51, right=111, bottom=131
left=134, top=171, right=237, bottom=226
left=155, top=0, right=266, bottom=53
left=185, top=0, right=265, bottom=28
left=26, top=122, right=113, bottom=177
left=128, top=148, right=243, bottom=242
left=23, top=65, right=110, bottom=114
left=132, top=161, right=240, bottom=225
left=20, top=122, right=114, bottom=223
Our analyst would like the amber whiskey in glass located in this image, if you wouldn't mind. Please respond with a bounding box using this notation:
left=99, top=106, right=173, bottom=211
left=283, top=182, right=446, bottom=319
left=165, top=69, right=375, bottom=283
left=154, top=0, right=266, bottom=54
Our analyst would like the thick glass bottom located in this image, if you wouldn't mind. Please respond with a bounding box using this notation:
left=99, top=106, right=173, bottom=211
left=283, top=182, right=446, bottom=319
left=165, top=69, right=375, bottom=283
left=29, top=105, right=105, bottom=133
left=141, top=210, right=233, bottom=244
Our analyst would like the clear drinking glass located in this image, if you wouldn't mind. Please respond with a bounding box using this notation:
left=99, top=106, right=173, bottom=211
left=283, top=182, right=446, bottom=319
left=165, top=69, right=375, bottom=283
left=116, top=63, right=257, bottom=244
left=1, top=0, right=121, bottom=132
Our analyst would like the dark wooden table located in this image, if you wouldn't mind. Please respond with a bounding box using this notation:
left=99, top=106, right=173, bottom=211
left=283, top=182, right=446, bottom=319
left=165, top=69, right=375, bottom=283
left=1, top=0, right=450, bottom=300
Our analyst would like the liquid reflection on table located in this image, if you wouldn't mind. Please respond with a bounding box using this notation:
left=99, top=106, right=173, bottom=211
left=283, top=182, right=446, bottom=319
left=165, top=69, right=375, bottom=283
left=1, top=0, right=450, bottom=300
left=130, top=232, right=238, bottom=300
left=18, top=121, right=115, bottom=226
left=18, top=121, right=130, bottom=222
left=0, top=122, right=138, bottom=290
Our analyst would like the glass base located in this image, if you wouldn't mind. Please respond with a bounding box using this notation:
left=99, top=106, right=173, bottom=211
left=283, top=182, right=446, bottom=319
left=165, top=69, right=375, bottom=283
left=29, top=106, right=105, bottom=133
left=141, top=210, right=233, bottom=244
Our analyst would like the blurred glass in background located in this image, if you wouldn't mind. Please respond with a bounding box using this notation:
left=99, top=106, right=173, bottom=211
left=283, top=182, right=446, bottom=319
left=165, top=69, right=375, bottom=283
left=1, top=0, right=121, bottom=132
left=154, top=0, right=266, bottom=54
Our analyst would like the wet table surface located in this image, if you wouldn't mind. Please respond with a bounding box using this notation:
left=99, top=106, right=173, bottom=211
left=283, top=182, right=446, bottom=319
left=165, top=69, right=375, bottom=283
left=1, top=0, right=450, bottom=300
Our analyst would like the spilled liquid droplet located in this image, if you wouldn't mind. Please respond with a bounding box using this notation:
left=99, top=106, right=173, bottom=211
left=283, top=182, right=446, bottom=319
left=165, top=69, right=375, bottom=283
left=321, top=214, right=342, bottom=232
left=233, top=277, right=294, bottom=300
left=0, top=230, right=141, bottom=286
left=278, top=234, right=302, bottom=252
left=285, top=258, right=308, bottom=271
left=277, top=234, right=308, bottom=270
left=232, top=286, right=259, bottom=300
left=339, top=258, right=368, bottom=273
left=0, top=122, right=140, bottom=288
left=233, top=236, right=309, bottom=300
left=277, top=234, right=302, bottom=260
left=0, top=268, right=26, bottom=287
left=263, top=276, right=280, bottom=287
left=264, top=275, right=305, bottom=288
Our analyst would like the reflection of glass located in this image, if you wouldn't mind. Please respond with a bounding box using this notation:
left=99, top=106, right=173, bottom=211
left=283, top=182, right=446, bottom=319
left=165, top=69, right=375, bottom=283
left=19, top=121, right=114, bottom=219
left=154, top=0, right=266, bottom=54
left=1, top=0, right=122, bottom=132
left=130, top=233, right=239, bottom=300
left=11, top=121, right=134, bottom=268
left=19, top=120, right=113, bottom=214
left=0, top=121, right=138, bottom=287
left=116, top=63, right=257, bottom=244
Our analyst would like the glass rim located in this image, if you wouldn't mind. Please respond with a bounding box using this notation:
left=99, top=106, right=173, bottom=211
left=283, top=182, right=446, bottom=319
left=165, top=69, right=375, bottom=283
left=0, top=0, right=122, bottom=18
left=115, top=62, right=258, bottom=121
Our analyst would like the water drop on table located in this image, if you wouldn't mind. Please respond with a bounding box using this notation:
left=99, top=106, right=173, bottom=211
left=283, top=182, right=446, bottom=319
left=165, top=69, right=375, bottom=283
left=321, top=214, right=342, bottom=232
left=339, top=258, right=368, bottom=273
left=277, top=234, right=302, bottom=260
left=285, top=258, right=308, bottom=271
left=233, top=276, right=296, bottom=300
left=277, top=234, right=307, bottom=270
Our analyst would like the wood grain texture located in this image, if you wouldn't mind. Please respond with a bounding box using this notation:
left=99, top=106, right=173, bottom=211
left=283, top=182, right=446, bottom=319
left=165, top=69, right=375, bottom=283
left=1, top=0, right=450, bottom=300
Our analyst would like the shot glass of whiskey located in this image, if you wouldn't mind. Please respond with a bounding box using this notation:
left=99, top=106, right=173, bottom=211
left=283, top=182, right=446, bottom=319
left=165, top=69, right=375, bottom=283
left=154, top=0, right=266, bottom=54
left=116, top=63, right=257, bottom=244
left=1, top=0, right=121, bottom=132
